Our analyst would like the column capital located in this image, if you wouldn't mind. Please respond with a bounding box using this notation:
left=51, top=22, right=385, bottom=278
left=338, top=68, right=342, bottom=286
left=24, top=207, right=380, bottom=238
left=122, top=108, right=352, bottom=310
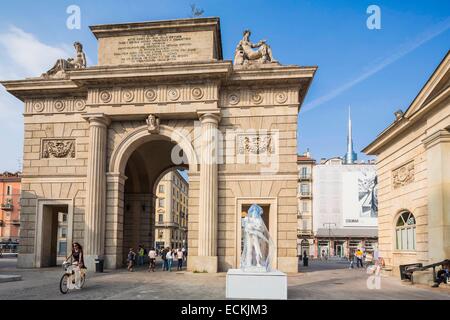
left=198, top=111, right=221, bottom=124
left=82, top=113, right=111, bottom=127
left=106, top=172, right=128, bottom=184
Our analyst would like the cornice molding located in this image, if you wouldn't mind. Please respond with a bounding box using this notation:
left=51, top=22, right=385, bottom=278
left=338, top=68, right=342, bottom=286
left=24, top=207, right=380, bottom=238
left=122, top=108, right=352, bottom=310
left=422, top=128, right=450, bottom=149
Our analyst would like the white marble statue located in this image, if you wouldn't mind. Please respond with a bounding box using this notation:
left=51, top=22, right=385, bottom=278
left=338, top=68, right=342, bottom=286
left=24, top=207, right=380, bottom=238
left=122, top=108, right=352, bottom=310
left=240, top=204, right=275, bottom=272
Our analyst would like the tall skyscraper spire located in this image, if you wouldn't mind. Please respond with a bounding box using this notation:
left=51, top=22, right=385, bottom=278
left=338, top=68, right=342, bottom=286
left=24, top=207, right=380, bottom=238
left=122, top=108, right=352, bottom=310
left=344, top=106, right=357, bottom=164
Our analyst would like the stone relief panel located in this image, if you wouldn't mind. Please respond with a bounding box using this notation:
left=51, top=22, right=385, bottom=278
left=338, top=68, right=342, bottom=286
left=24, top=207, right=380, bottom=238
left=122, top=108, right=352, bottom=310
left=220, top=88, right=297, bottom=107
left=392, top=161, right=414, bottom=189
left=237, top=133, right=276, bottom=155
left=25, top=98, right=86, bottom=114
left=88, top=83, right=217, bottom=105
left=41, top=139, right=76, bottom=159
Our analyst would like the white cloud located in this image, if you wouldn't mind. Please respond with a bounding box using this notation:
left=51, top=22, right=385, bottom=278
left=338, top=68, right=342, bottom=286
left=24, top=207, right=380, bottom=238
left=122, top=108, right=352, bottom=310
left=0, top=26, right=72, bottom=79
left=0, top=26, right=74, bottom=171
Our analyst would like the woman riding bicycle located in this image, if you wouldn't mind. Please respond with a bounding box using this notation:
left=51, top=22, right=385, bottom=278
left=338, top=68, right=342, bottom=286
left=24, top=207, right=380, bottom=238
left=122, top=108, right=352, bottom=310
left=65, top=242, right=86, bottom=289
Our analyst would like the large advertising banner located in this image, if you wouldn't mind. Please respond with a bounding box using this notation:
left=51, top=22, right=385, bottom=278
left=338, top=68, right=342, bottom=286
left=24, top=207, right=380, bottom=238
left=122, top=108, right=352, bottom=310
left=342, top=169, right=378, bottom=227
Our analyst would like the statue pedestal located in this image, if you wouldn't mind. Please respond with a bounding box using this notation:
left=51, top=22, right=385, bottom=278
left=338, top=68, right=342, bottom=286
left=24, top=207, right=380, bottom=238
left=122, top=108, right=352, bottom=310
left=226, top=269, right=287, bottom=300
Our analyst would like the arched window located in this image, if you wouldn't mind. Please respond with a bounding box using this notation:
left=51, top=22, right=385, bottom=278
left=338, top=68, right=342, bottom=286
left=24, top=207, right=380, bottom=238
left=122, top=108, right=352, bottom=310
left=395, top=211, right=416, bottom=251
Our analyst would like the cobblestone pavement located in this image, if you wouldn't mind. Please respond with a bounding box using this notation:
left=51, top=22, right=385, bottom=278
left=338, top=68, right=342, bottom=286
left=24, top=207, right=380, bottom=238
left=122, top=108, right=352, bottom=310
left=0, top=258, right=449, bottom=300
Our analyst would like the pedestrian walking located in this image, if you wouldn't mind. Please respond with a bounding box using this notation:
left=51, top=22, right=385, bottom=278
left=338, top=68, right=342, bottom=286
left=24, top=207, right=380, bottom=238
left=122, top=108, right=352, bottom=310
left=148, top=247, right=156, bottom=272
left=161, top=247, right=168, bottom=271
left=302, top=250, right=309, bottom=267
left=166, top=248, right=173, bottom=272
left=182, top=247, right=187, bottom=262
left=176, top=248, right=184, bottom=270
left=355, top=249, right=364, bottom=268
left=321, top=249, right=327, bottom=261
left=349, top=251, right=355, bottom=269
left=137, top=245, right=145, bottom=266
left=127, top=248, right=136, bottom=272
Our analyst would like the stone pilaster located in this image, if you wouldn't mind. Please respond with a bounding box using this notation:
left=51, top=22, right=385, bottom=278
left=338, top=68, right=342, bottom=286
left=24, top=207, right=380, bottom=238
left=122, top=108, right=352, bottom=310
left=82, top=113, right=111, bottom=271
left=105, top=172, right=127, bottom=269
left=190, top=112, right=220, bottom=273
left=423, top=128, right=450, bottom=262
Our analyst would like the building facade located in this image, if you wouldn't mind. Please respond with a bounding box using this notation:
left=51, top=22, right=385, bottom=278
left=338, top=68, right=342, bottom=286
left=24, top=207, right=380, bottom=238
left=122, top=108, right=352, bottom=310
left=1, top=17, right=316, bottom=272
left=363, top=52, right=450, bottom=274
left=0, top=172, right=21, bottom=245
left=312, top=157, right=378, bottom=258
left=297, top=152, right=315, bottom=257
left=155, top=170, right=189, bottom=250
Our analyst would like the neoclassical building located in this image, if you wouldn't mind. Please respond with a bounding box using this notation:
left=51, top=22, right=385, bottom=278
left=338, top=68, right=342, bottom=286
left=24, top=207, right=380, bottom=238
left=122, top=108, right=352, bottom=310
left=1, top=17, right=316, bottom=272
left=363, top=51, right=449, bottom=273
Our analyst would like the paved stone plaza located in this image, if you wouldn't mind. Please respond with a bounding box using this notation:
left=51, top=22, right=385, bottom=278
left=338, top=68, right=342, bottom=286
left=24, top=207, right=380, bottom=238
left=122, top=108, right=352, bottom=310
left=1, top=258, right=448, bottom=300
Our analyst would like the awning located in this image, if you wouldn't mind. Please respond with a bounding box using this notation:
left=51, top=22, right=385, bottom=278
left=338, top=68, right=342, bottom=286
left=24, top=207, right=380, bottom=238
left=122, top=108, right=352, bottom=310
left=315, top=228, right=378, bottom=238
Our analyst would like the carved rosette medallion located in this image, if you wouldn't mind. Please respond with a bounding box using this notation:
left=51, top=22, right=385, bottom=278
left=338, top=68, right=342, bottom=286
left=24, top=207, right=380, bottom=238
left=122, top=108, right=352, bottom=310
left=144, top=89, right=157, bottom=102
left=122, top=89, right=135, bottom=102
left=167, top=88, right=180, bottom=101
left=54, top=100, right=65, bottom=112
left=251, top=91, right=264, bottom=104
left=237, top=134, right=275, bottom=154
left=392, top=161, right=415, bottom=189
left=99, top=90, right=112, bottom=103
left=191, top=87, right=204, bottom=100
left=42, top=139, right=76, bottom=158
left=33, top=102, right=45, bottom=113
left=74, top=99, right=86, bottom=111
left=275, top=92, right=288, bottom=104
left=228, top=93, right=240, bottom=105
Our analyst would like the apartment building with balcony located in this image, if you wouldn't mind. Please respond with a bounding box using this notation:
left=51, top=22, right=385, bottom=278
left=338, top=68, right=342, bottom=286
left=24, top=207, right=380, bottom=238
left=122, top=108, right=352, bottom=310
left=297, top=152, right=315, bottom=257
left=0, top=171, right=21, bottom=244
left=154, top=170, right=189, bottom=250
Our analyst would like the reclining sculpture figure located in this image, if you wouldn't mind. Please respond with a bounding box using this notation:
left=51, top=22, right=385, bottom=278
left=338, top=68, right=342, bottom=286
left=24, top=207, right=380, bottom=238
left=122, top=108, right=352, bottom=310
left=42, top=41, right=86, bottom=78
left=234, top=30, right=277, bottom=66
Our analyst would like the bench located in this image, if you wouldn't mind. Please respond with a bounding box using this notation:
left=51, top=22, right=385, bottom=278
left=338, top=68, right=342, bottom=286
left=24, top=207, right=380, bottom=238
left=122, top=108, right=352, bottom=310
left=401, top=259, right=450, bottom=285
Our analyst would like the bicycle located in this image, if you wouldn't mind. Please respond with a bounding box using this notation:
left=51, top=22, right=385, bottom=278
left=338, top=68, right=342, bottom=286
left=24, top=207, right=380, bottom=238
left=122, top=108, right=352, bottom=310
left=59, top=261, right=86, bottom=294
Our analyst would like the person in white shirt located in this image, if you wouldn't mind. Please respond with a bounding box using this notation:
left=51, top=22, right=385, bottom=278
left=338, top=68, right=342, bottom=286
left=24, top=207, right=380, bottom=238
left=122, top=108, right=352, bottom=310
left=166, top=248, right=173, bottom=272
left=176, top=248, right=184, bottom=270
left=148, top=248, right=157, bottom=272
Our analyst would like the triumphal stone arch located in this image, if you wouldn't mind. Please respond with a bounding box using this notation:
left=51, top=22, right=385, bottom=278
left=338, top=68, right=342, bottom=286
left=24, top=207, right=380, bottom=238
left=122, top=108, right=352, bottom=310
left=2, top=18, right=316, bottom=273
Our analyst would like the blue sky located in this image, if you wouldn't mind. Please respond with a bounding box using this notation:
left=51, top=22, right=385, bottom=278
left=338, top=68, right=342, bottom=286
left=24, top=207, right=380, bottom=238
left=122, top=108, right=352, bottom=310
left=0, top=0, right=449, bottom=170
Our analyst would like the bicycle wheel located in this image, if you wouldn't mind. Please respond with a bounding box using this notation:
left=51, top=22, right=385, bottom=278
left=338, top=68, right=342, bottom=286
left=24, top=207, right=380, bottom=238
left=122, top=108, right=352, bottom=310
left=59, top=274, right=69, bottom=294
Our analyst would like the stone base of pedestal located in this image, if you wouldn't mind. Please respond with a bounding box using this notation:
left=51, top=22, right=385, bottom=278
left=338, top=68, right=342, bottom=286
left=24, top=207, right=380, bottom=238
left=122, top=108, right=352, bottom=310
left=188, top=256, right=218, bottom=273
left=84, top=255, right=100, bottom=272
left=226, top=269, right=287, bottom=300
left=411, top=270, right=435, bottom=286
left=17, top=254, right=35, bottom=268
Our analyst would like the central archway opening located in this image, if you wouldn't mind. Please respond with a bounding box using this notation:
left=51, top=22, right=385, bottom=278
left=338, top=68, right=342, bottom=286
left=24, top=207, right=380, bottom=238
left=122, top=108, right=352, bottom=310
left=121, top=138, right=189, bottom=266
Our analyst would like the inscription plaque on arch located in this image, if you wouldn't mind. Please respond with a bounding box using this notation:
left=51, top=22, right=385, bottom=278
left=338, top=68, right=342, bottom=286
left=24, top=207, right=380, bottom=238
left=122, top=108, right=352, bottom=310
left=92, top=19, right=222, bottom=66
left=108, top=33, right=208, bottom=65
